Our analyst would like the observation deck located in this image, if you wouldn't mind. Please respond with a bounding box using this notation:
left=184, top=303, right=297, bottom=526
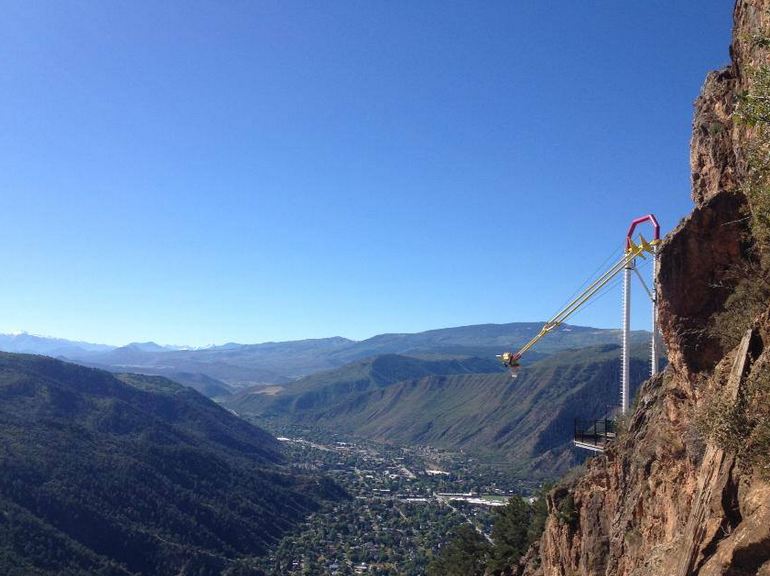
left=573, top=418, right=616, bottom=452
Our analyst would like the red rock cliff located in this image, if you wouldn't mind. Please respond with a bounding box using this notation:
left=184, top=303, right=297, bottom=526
left=519, top=2, right=770, bottom=575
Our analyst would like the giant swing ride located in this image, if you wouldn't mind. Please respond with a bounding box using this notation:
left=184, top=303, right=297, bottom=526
left=497, top=215, right=662, bottom=451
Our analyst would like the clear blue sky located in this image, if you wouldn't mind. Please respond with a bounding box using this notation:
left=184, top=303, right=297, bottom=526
left=0, top=1, right=734, bottom=346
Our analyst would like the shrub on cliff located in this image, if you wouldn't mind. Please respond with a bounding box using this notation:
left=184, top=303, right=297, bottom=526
left=736, top=32, right=770, bottom=252
left=697, top=334, right=770, bottom=478
left=710, top=263, right=770, bottom=350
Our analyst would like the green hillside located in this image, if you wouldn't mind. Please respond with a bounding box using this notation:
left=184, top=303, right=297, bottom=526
left=0, top=353, right=341, bottom=576
left=227, top=345, right=659, bottom=478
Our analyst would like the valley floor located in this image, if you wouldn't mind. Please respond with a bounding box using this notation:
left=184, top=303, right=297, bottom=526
left=255, top=425, right=543, bottom=576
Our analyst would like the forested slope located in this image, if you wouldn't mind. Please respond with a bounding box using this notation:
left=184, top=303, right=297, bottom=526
left=0, top=353, right=340, bottom=576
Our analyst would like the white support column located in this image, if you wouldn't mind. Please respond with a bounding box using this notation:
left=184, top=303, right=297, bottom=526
left=621, top=259, right=632, bottom=415
left=651, top=245, right=658, bottom=377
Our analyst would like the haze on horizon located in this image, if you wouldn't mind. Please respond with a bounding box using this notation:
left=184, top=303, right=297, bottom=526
left=0, top=320, right=650, bottom=350
left=1, top=1, right=733, bottom=347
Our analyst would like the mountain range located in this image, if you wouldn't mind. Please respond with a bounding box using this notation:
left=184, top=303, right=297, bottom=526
left=0, top=326, right=665, bottom=572
left=0, top=323, right=652, bottom=395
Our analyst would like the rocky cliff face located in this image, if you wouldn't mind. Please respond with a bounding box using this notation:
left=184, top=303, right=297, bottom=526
left=519, top=2, right=770, bottom=575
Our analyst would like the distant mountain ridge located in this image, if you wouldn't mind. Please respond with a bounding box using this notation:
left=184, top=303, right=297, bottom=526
left=0, top=332, right=115, bottom=357
left=0, top=323, right=652, bottom=393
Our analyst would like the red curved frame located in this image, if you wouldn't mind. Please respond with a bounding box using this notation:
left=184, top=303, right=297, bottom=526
left=626, top=214, right=660, bottom=249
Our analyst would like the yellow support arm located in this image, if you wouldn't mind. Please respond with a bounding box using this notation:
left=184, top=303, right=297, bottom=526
left=498, top=235, right=658, bottom=370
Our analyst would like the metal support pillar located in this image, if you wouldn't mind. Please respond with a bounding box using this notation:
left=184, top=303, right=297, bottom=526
left=621, top=260, right=632, bottom=415
left=650, top=245, right=658, bottom=377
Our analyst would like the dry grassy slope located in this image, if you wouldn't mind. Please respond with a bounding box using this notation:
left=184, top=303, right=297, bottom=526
left=519, top=2, right=770, bottom=575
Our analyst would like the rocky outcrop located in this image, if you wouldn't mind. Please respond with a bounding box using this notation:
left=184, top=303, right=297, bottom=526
left=690, top=66, right=739, bottom=207
left=657, top=191, right=749, bottom=375
left=520, top=2, right=770, bottom=575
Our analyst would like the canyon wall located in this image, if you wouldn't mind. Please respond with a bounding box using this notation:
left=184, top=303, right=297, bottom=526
left=519, top=2, right=770, bottom=575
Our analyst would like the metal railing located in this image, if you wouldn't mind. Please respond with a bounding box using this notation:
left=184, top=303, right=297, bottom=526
left=574, top=418, right=616, bottom=449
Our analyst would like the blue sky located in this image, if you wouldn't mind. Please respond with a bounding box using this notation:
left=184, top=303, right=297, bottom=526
left=1, top=1, right=733, bottom=346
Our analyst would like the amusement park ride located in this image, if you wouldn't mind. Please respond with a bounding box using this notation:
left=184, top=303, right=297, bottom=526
left=498, top=214, right=661, bottom=452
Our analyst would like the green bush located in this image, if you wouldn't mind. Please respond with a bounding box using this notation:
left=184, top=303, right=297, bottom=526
left=557, top=494, right=578, bottom=526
